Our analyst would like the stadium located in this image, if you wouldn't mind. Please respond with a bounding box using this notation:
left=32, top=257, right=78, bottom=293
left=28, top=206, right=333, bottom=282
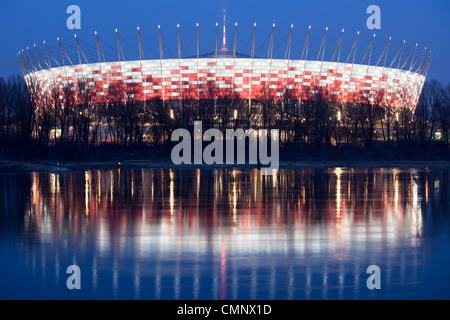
left=17, top=11, right=431, bottom=127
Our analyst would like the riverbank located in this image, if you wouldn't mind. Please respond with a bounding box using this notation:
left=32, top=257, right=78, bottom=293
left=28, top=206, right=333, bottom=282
left=1, top=158, right=449, bottom=173
left=1, top=139, right=448, bottom=172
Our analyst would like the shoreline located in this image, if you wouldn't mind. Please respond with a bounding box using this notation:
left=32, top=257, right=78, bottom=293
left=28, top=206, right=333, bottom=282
left=1, top=159, right=449, bottom=173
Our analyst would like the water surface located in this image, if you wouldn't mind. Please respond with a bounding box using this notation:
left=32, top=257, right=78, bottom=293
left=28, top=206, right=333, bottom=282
left=0, top=167, right=449, bottom=299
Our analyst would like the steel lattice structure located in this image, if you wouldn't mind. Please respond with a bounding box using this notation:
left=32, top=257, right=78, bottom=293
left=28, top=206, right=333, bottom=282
left=18, top=14, right=431, bottom=111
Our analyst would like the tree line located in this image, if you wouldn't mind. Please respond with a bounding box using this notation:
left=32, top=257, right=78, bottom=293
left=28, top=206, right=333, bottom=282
left=0, top=75, right=448, bottom=160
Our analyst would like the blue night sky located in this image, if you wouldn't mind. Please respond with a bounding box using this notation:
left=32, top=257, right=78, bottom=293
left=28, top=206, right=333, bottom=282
left=1, top=0, right=449, bottom=84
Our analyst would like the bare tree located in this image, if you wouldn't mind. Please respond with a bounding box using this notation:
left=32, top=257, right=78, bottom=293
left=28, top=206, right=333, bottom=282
left=436, top=83, right=450, bottom=145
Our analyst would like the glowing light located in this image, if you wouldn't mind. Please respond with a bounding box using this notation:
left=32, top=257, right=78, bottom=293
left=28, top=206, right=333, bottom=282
left=97, top=170, right=102, bottom=203
left=394, top=169, right=399, bottom=212
left=110, top=170, right=114, bottom=204
left=85, top=170, right=91, bottom=216
left=335, top=168, right=342, bottom=220
left=50, top=173, right=56, bottom=195
left=169, top=169, right=174, bottom=218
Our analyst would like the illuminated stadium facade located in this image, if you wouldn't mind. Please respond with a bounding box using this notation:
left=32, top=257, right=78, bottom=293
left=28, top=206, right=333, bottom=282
left=18, top=12, right=431, bottom=112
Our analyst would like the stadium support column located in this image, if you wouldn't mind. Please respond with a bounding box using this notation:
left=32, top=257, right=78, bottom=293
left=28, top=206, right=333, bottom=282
left=399, top=44, right=418, bottom=110
left=410, top=50, right=430, bottom=110
left=196, top=23, right=200, bottom=101
left=387, top=41, right=405, bottom=108
left=420, top=53, right=432, bottom=96
left=44, top=42, right=61, bottom=68
left=19, top=51, right=39, bottom=110
left=409, top=48, right=426, bottom=82
left=420, top=53, right=432, bottom=102
left=215, top=22, right=218, bottom=112
left=283, top=25, right=293, bottom=102
left=375, top=37, right=391, bottom=107
left=36, top=43, right=53, bottom=140
left=344, top=31, right=359, bottom=106
left=37, top=43, right=57, bottom=127
left=222, top=10, right=227, bottom=51
left=21, top=49, right=37, bottom=74
left=21, top=51, right=39, bottom=109
left=17, top=53, right=31, bottom=90
left=415, top=48, right=428, bottom=74
left=158, top=25, right=165, bottom=106
left=74, top=35, right=89, bottom=65
left=35, top=43, right=55, bottom=96
left=316, top=27, right=328, bottom=95
left=137, top=27, right=146, bottom=107
left=299, top=26, right=310, bottom=108
left=232, top=22, right=237, bottom=101
left=95, top=31, right=107, bottom=105
left=22, top=49, right=36, bottom=72
left=405, top=46, right=425, bottom=109
left=361, top=34, right=375, bottom=104
left=22, top=49, right=41, bottom=106
left=17, top=53, right=26, bottom=78
left=18, top=52, right=38, bottom=113
left=391, top=41, right=406, bottom=140
left=74, top=34, right=88, bottom=80
left=115, top=29, right=127, bottom=104
left=34, top=44, right=50, bottom=69
left=331, top=29, right=343, bottom=106
left=58, top=39, right=73, bottom=66
left=18, top=52, right=32, bottom=83
left=249, top=23, right=256, bottom=112
left=44, top=40, right=65, bottom=97
left=27, top=46, right=42, bottom=71
left=177, top=24, right=182, bottom=105
left=43, top=42, right=53, bottom=70
left=58, top=38, right=72, bottom=93
left=18, top=53, right=32, bottom=75
left=48, top=41, right=59, bottom=142
left=266, top=24, right=275, bottom=102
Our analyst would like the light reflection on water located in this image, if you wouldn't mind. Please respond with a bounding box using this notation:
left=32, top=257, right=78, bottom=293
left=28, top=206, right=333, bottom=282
left=0, top=167, right=449, bottom=299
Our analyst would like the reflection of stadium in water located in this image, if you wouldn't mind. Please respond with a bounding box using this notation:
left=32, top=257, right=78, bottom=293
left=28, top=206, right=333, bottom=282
left=11, top=167, right=449, bottom=299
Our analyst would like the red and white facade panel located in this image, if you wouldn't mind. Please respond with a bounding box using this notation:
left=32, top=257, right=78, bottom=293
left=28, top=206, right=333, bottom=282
left=26, top=58, right=425, bottom=110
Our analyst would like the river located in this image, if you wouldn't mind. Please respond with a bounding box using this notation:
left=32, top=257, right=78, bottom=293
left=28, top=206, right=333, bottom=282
left=1, top=167, right=449, bottom=299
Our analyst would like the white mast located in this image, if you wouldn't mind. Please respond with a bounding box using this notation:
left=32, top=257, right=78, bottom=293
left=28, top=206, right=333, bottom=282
left=222, top=10, right=227, bottom=51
